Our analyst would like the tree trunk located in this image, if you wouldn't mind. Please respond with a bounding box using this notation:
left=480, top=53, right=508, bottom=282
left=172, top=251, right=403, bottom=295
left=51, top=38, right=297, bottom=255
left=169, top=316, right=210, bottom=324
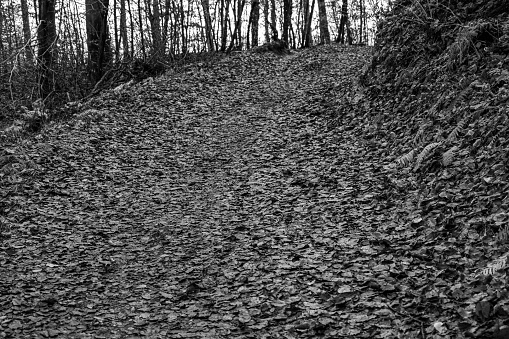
left=171, top=0, right=179, bottom=54
left=251, top=0, right=260, bottom=47
left=179, top=0, right=186, bottom=53
left=0, top=1, right=4, bottom=60
left=86, top=0, right=111, bottom=83
left=120, top=0, right=129, bottom=58
left=263, top=0, right=269, bottom=43
left=317, top=0, right=330, bottom=43
left=200, top=0, right=214, bottom=51
left=114, top=0, right=119, bottom=60
left=330, top=0, right=340, bottom=38
left=228, top=0, right=245, bottom=51
left=162, top=0, right=171, bottom=49
left=37, top=0, right=56, bottom=100
left=337, top=0, right=348, bottom=44
left=220, top=0, right=230, bottom=51
left=21, top=0, right=33, bottom=64
left=282, top=0, right=291, bottom=44
left=302, top=0, right=314, bottom=47
left=269, top=0, right=277, bottom=40
left=128, top=0, right=135, bottom=56
left=236, top=0, right=243, bottom=48
left=147, top=0, right=163, bottom=57
left=358, top=0, right=363, bottom=43
left=136, top=0, right=146, bottom=58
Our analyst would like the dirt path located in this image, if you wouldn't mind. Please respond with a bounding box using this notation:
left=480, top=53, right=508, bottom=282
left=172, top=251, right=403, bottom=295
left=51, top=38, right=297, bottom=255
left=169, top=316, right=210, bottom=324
left=1, top=46, right=420, bottom=338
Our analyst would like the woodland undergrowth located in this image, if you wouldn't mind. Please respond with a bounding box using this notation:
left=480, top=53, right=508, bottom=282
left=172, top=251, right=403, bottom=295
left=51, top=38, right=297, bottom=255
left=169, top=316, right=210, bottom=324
left=339, top=0, right=509, bottom=337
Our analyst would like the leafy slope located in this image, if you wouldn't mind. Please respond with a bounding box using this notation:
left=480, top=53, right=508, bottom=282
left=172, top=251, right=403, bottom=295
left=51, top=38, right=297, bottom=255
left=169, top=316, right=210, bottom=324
left=348, top=2, right=509, bottom=338
left=0, top=42, right=500, bottom=339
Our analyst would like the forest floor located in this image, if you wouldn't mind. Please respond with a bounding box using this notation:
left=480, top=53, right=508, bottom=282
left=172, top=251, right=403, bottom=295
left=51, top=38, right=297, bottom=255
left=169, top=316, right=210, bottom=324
left=0, top=45, right=479, bottom=339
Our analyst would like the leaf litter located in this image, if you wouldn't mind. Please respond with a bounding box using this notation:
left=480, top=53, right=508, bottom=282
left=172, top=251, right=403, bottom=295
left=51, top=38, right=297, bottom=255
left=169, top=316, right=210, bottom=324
left=0, top=44, right=494, bottom=338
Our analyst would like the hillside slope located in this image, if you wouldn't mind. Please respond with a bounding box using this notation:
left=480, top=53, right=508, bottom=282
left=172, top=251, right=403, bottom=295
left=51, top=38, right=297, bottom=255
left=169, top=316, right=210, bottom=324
left=0, top=46, right=415, bottom=339
left=343, top=1, right=509, bottom=337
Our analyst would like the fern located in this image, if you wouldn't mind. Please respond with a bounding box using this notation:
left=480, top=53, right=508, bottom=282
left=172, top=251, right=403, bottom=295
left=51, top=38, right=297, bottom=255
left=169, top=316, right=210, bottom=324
left=481, top=251, right=509, bottom=276
left=397, top=149, right=416, bottom=167
left=413, top=142, right=441, bottom=171
left=496, top=224, right=509, bottom=243
left=413, top=122, right=431, bottom=146
left=447, top=118, right=467, bottom=143
left=442, top=146, right=458, bottom=166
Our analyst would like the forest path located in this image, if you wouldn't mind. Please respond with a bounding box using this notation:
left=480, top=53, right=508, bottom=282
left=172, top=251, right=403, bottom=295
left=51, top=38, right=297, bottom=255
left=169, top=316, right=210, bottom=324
left=1, top=46, right=414, bottom=338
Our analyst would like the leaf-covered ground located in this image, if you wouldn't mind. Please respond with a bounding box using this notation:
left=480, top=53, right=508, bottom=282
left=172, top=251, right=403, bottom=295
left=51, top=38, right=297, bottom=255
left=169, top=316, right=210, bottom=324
left=0, top=45, right=495, bottom=339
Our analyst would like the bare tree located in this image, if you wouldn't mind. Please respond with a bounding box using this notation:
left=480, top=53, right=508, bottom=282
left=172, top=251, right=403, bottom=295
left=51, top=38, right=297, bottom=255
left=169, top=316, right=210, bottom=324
left=282, top=0, right=292, bottom=44
left=86, top=0, right=111, bottom=83
left=21, top=0, right=33, bottom=63
left=220, top=0, right=230, bottom=51
left=0, top=1, right=4, bottom=63
left=359, top=0, right=366, bottom=44
left=201, top=0, right=214, bottom=51
left=147, top=0, right=163, bottom=57
left=250, top=0, right=260, bottom=47
left=317, top=0, right=330, bottom=43
left=269, top=0, right=277, bottom=39
left=137, top=0, right=147, bottom=57
left=228, top=0, right=245, bottom=50
left=235, top=0, right=244, bottom=48
left=162, top=0, right=171, bottom=51
left=330, top=0, right=341, bottom=37
left=37, top=0, right=56, bottom=99
left=337, top=0, right=351, bottom=44
left=263, top=0, right=269, bottom=42
left=302, top=0, right=315, bottom=47
left=120, top=0, right=129, bottom=58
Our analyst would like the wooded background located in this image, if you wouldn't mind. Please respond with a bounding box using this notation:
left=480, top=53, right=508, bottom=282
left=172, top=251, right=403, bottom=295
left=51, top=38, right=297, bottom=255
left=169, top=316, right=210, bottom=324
left=0, top=0, right=387, bottom=118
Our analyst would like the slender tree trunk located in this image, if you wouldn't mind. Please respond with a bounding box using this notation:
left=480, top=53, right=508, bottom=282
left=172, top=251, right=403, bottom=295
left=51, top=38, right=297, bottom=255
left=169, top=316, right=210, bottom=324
left=269, top=0, right=277, bottom=40
left=128, top=0, right=135, bottom=56
left=86, top=0, right=111, bottom=83
left=282, top=0, right=291, bottom=44
left=147, top=0, right=163, bottom=57
left=179, top=0, right=186, bottom=53
left=337, top=0, right=348, bottom=43
left=302, top=0, right=309, bottom=46
left=162, top=0, right=171, bottom=50
left=33, top=0, right=39, bottom=25
left=358, top=0, right=363, bottom=43
left=290, top=22, right=296, bottom=47
left=330, top=0, right=340, bottom=39
left=213, top=1, right=220, bottom=50
left=220, top=0, right=230, bottom=51
left=37, top=0, right=56, bottom=100
left=200, top=0, right=214, bottom=51
left=0, top=1, right=4, bottom=61
left=172, top=0, right=179, bottom=53
left=72, top=1, right=86, bottom=68
left=346, top=14, right=352, bottom=44
left=270, top=0, right=276, bottom=36
left=317, top=0, right=330, bottom=43
left=251, top=0, right=260, bottom=47
left=302, top=0, right=314, bottom=46
left=114, top=0, right=119, bottom=60
left=21, top=0, right=33, bottom=64
left=263, top=0, right=269, bottom=42
left=246, top=9, right=251, bottom=49
left=136, top=0, right=146, bottom=58
left=363, top=0, right=367, bottom=43
left=120, top=0, right=129, bottom=58
left=236, top=0, right=243, bottom=47
left=228, top=0, right=245, bottom=51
